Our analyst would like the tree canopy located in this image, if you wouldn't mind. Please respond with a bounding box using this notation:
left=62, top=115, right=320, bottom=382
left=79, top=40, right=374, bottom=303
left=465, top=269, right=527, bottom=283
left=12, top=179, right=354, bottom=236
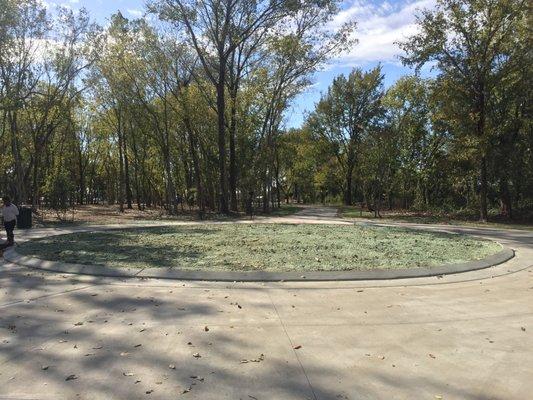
left=0, top=0, right=531, bottom=222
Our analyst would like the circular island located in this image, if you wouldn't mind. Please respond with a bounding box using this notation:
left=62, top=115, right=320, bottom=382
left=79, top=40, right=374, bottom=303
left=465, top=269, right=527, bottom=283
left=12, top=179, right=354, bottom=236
left=12, top=223, right=508, bottom=281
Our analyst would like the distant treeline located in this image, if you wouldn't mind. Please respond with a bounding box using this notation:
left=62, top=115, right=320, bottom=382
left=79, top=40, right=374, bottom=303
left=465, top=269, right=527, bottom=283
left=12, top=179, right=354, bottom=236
left=0, top=0, right=530, bottom=221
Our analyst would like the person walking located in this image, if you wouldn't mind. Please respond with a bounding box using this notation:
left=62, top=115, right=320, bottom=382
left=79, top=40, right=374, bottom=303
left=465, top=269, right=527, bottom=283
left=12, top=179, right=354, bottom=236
left=2, top=196, right=19, bottom=247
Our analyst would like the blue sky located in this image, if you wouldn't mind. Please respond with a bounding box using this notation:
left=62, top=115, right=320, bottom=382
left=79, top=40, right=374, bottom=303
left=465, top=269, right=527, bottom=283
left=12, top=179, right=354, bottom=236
left=43, top=0, right=436, bottom=127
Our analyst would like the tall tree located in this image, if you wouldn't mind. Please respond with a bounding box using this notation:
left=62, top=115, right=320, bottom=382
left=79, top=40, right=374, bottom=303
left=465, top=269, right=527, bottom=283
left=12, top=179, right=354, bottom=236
left=149, top=0, right=351, bottom=213
left=400, top=0, right=529, bottom=221
left=308, top=66, right=384, bottom=205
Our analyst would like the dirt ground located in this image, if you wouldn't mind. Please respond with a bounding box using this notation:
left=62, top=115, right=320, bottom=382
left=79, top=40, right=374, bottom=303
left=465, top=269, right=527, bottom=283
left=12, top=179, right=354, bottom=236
left=32, top=204, right=301, bottom=227
left=33, top=205, right=203, bottom=226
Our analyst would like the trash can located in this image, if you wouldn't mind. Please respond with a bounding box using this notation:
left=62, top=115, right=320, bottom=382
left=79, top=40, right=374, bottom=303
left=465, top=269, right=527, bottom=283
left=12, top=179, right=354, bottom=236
left=17, top=206, right=32, bottom=229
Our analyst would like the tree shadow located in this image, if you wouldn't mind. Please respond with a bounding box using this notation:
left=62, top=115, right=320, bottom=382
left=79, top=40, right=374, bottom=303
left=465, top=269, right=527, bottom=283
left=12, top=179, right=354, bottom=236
left=0, top=264, right=521, bottom=399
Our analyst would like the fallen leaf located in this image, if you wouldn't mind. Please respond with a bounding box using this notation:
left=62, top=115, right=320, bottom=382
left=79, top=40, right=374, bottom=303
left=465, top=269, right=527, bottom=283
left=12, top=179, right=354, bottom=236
left=65, top=374, right=78, bottom=381
left=241, top=354, right=265, bottom=363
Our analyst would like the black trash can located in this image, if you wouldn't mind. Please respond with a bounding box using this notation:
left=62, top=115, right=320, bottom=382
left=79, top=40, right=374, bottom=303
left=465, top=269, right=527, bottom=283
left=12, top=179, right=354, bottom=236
left=17, top=206, right=32, bottom=229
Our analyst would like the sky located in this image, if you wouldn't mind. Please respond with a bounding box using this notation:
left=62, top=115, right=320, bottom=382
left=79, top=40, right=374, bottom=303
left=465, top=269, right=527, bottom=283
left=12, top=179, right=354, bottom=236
left=43, top=0, right=437, bottom=127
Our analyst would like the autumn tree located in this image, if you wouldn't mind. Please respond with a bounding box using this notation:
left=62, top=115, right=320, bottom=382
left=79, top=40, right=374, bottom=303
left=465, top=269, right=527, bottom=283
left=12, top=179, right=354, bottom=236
left=307, top=66, right=384, bottom=205
left=400, top=0, right=529, bottom=221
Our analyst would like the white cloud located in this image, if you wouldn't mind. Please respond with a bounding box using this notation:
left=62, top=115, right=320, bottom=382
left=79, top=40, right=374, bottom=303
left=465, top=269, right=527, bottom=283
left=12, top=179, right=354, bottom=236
left=37, top=0, right=52, bottom=8
left=127, top=8, right=143, bottom=17
left=331, top=0, right=436, bottom=65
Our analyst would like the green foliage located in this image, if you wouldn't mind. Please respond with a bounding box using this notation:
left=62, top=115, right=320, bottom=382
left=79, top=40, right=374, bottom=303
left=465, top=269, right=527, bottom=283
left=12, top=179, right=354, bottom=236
left=0, top=0, right=530, bottom=222
left=399, top=0, right=531, bottom=220
left=307, top=66, right=385, bottom=205
left=42, top=171, right=75, bottom=212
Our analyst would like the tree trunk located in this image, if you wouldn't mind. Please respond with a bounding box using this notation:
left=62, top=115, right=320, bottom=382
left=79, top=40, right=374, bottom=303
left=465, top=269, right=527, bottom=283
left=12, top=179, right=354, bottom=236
left=229, top=91, right=238, bottom=211
left=8, top=112, right=26, bottom=204
left=499, top=178, right=512, bottom=219
left=344, top=166, right=354, bottom=206
left=185, top=117, right=205, bottom=217
left=479, top=156, right=488, bottom=222
left=122, top=131, right=133, bottom=209
left=344, top=145, right=355, bottom=206
left=78, top=148, right=85, bottom=205
left=262, top=179, right=269, bottom=213
left=163, top=148, right=177, bottom=215
left=216, top=64, right=229, bottom=214
left=477, top=91, right=488, bottom=222
left=117, top=122, right=125, bottom=213
left=130, top=130, right=143, bottom=210
left=31, top=144, right=42, bottom=208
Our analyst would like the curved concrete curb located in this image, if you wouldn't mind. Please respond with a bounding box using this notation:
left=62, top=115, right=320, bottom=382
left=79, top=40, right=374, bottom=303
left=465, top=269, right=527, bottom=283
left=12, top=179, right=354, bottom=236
left=3, top=246, right=515, bottom=282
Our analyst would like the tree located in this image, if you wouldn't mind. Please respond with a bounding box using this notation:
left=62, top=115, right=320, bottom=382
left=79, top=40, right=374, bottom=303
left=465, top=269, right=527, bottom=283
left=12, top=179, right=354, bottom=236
left=308, top=66, right=384, bottom=205
left=383, top=76, right=446, bottom=209
left=149, top=0, right=352, bottom=213
left=400, top=0, right=529, bottom=221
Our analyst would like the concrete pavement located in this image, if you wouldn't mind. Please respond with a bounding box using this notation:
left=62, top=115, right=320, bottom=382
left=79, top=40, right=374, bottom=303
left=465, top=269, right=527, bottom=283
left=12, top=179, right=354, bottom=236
left=0, top=207, right=532, bottom=399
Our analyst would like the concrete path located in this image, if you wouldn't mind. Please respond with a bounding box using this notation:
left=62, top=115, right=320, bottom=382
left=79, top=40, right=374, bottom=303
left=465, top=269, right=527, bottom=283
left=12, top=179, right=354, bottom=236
left=0, top=207, right=532, bottom=399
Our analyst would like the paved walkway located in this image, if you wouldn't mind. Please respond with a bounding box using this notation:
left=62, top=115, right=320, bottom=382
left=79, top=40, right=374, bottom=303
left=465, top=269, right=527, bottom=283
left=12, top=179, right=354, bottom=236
left=0, top=207, right=532, bottom=399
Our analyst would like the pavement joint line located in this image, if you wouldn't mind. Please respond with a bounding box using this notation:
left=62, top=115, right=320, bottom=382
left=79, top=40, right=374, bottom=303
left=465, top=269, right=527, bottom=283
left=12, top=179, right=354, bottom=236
left=0, top=284, right=99, bottom=309
left=273, top=312, right=533, bottom=327
left=266, top=290, right=319, bottom=400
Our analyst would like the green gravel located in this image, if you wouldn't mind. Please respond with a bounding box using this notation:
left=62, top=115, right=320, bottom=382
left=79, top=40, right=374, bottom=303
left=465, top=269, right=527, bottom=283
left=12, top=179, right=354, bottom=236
left=17, top=223, right=502, bottom=271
